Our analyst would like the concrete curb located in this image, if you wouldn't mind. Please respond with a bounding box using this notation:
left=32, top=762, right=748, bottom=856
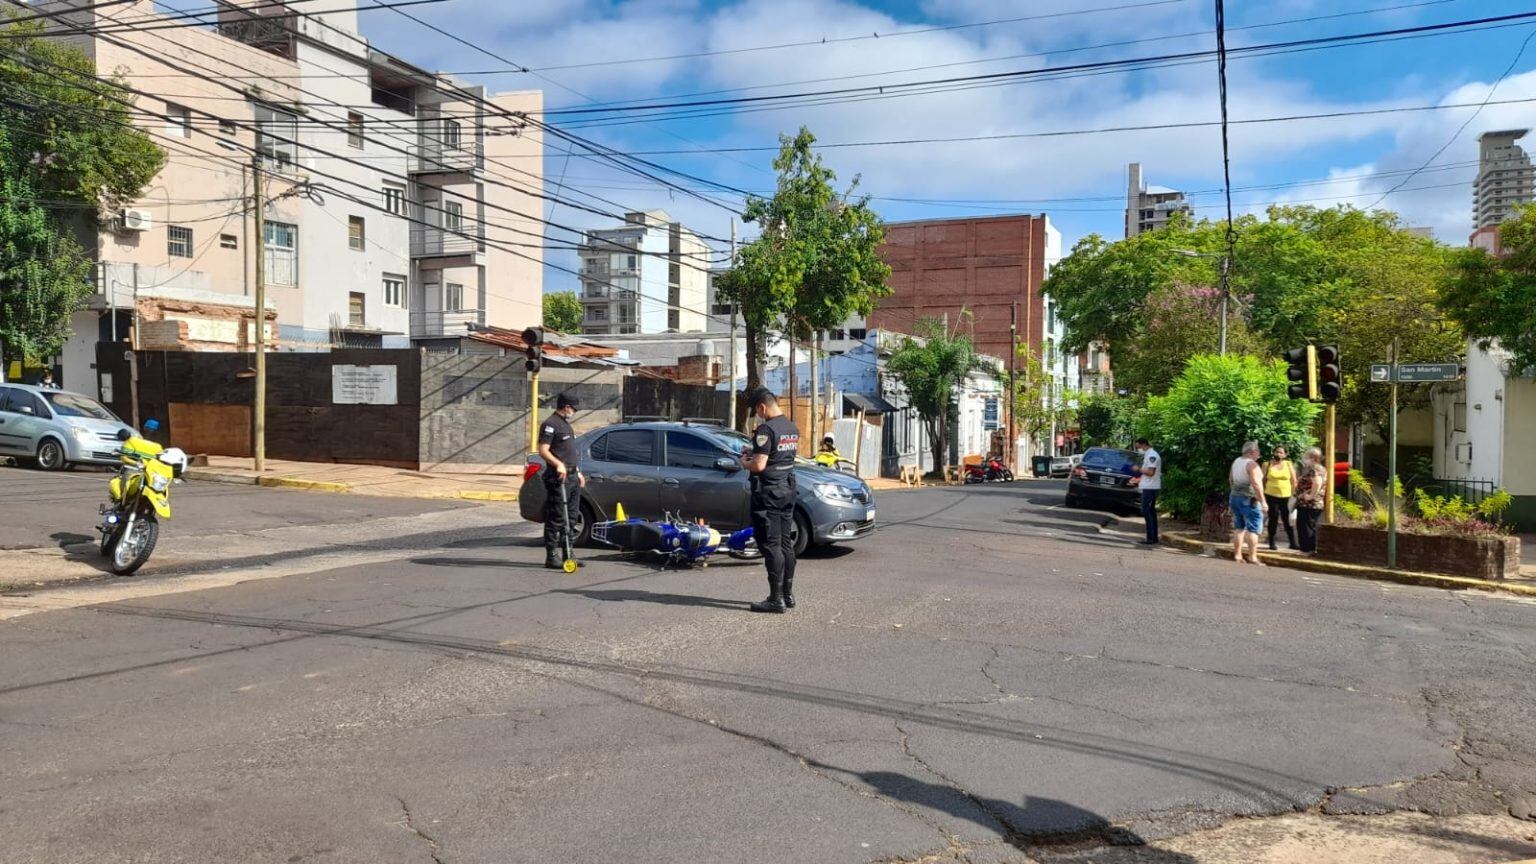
left=1160, top=531, right=1536, bottom=598
left=185, top=469, right=258, bottom=486
left=456, top=490, right=519, bottom=503
left=256, top=476, right=352, bottom=494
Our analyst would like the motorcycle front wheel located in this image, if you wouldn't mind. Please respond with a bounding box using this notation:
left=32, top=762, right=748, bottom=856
left=109, top=512, right=159, bottom=575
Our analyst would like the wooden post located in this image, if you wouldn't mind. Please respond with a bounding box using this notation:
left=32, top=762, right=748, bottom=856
left=853, top=409, right=865, bottom=479
left=252, top=156, right=266, bottom=472
left=1323, top=402, right=1337, bottom=524
left=1387, top=337, right=1399, bottom=569
left=810, top=331, right=819, bottom=444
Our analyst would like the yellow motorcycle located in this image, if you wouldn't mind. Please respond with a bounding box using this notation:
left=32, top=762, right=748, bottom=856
left=98, top=422, right=188, bottom=575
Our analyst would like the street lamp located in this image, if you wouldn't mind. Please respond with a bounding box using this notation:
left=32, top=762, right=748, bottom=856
left=1170, top=249, right=1230, bottom=356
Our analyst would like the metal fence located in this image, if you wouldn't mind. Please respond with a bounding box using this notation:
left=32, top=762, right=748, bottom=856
left=1413, top=477, right=1496, bottom=505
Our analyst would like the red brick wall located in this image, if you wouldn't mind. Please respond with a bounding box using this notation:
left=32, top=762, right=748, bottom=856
left=868, top=214, right=1049, bottom=361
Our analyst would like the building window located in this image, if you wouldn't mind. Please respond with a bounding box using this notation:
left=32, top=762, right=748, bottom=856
left=165, top=102, right=191, bottom=138
left=441, top=118, right=460, bottom=147
left=443, top=201, right=463, bottom=231
left=383, top=274, right=405, bottom=308
left=849, top=328, right=867, bottom=340
left=711, top=303, right=734, bottom=317
left=348, top=215, right=365, bottom=251
left=829, top=329, right=846, bottom=341
left=444, top=282, right=463, bottom=311
left=618, top=304, right=634, bottom=324
left=264, top=221, right=297, bottom=286
left=348, top=292, right=365, bottom=328
left=219, top=119, right=237, bottom=136
left=219, top=233, right=238, bottom=249
left=346, top=111, right=364, bottom=149
left=254, top=104, right=298, bottom=170
left=668, top=310, right=679, bottom=331
left=383, top=184, right=406, bottom=216
left=588, top=306, right=608, bottom=321
left=167, top=225, right=193, bottom=258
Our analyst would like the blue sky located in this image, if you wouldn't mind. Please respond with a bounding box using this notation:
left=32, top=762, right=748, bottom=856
left=356, top=0, right=1536, bottom=293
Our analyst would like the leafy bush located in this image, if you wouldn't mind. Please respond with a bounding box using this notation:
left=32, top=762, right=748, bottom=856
left=1336, top=499, right=1364, bottom=521
left=1077, top=393, right=1142, bottom=449
left=1137, top=354, right=1321, bottom=521
left=1340, top=476, right=1513, bottom=538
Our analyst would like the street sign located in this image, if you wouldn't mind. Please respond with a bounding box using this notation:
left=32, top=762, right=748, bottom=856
left=1395, top=362, right=1459, bottom=382
left=1370, top=364, right=1392, bottom=383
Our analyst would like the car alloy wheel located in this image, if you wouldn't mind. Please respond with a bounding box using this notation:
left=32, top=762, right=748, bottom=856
left=36, top=439, right=66, bottom=471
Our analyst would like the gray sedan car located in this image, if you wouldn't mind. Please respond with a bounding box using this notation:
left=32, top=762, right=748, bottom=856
left=0, top=384, right=137, bottom=470
left=518, top=420, right=877, bottom=556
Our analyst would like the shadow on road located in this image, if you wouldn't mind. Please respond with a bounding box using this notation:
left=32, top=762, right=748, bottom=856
left=445, top=536, right=543, bottom=550
left=51, top=531, right=116, bottom=576
left=554, top=588, right=750, bottom=611
left=409, top=557, right=554, bottom=570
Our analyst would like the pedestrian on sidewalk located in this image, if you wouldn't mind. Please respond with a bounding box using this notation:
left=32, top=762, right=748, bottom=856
left=1131, top=437, right=1161, bottom=546
left=1294, top=447, right=1328, bottom=554
left=537, top=393, right=585, bottom=571
left=1263, top=445, right=1299, bottom=551
left=1230, top=441, right=1268, bottom=566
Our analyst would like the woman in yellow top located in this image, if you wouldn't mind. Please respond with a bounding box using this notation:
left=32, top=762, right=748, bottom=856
left=1263, top=445, right=1298, bottom=551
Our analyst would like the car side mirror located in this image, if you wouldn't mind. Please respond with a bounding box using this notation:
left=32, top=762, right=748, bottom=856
left=116, top=428, right=133, bottom=442
left=715, top=457, right=741, bottom=473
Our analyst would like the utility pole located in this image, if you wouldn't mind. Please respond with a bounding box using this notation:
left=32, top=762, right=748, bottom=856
left=1323, top=401, right=1337, bottom=524
left=810, top=330, right=820, bottom=446
left=1217, top=255, right=1231, bottom=356
left=252, top=155, right=267, bottom=473
left=1387, top=336, right=1399, bottom=568
left=1008, top=301, right=1018, bottom=471
left=727, top=218, right=738, bottom=430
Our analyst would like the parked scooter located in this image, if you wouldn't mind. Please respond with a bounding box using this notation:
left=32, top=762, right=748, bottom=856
left=97, top=421, right=188, bottom=575
left=963, top=456, right=1014, bottom=484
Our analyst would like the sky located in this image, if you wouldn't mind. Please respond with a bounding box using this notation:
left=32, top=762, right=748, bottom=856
left=355, top=0, right=1536, bottom=294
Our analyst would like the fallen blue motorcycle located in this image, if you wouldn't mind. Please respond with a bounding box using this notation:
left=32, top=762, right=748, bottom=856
left=590, top=503, right=756, bottom=568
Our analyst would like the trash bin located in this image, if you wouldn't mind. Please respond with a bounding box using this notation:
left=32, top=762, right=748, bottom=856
left=1032, top=455, right=1053, bottom=478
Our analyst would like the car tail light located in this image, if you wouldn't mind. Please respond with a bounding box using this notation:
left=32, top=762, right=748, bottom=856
left=1071, top=466, right=1087, bottom=479
left=523, top=462, right=542, bottom=483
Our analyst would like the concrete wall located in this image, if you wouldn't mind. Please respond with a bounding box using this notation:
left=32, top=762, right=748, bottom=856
left=418, top=357, right=621, bottom=474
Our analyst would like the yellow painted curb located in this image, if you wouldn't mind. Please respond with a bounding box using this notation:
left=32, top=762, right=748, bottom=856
left=457, top=490, right=519, bottom=502
left=1162, top=533, right=1536, bottom=597
left=256, top=476, right=352, bottom=494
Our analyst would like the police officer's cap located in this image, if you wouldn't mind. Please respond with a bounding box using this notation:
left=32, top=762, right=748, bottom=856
left=556, top=393, right=579, bottom=410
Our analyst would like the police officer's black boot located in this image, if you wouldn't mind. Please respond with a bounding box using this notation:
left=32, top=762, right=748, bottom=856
left=782, top=575, right=795, bottom=609
left=750, top=582, right=786, bottom=614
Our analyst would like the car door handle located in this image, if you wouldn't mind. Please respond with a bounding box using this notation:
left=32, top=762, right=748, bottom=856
left=587, top=474, right=606, bottom=482
left=662, top=478, right=680, bottom=487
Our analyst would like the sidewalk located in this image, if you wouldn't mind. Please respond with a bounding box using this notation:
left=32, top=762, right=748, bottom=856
left=188, top=456, right=522, bottom=502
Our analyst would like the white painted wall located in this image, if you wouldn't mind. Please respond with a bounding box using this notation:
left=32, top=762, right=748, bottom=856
left=1433, top=342, right=1507, bottom=483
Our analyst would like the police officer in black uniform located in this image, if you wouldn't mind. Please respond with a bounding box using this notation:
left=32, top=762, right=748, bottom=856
left=742, top=388, right=800, bottom=613
left=537, top=393, right=584, bottom=570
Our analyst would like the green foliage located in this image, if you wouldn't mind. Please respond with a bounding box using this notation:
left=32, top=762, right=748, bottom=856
left=1044, top=205, right=1462, bottom=425
left=1441, top=203, right=1536, bottom=374
left=887, top=318, right=985, bottom=471
left=542, top=291, right=582, bottom=333
left=1414, top=489, right=1478, bottom=522
left=1075, top=392, right=1141, bottom=449
left=1336, top=499, right=1364, bottom=521
left=1010, top=349, right=1076, bottom=451
left=1136, top=354, right=1320, bottom=520
left=717, top=127, right=890, bottom=387
left=1479, top=489, right=1514, bottom=519
left=0, top=21, right=164, bottom=360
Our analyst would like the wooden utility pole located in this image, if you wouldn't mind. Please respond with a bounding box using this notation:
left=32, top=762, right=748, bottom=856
left=1387, top=337, right=1400, bottom=568
left=252, top=155, right=267, bottom=472
left=1323, top=403, right=1337, bottom=524
left=727, top=218, right=738, bottom=430
left=1009, top=301, right=1018, bottom=471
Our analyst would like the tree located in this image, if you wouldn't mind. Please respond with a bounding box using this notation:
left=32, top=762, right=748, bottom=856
left=1076, top=392, right=1141, bottom=449
left=1137, top=354, right=1320, bottom=522
left=887, top=318, right=984, bottom=473
left=0, top=21, right=164, bottom=363
left=1109, top=285, right=1267, bottom=396
left=1440, top=203, right=1536, bottom=374
left=542, top=291, right=582, bottom=333
left=1010, top=350, right=1075, bottom=456
left=717, top=127, right=890, bottom=389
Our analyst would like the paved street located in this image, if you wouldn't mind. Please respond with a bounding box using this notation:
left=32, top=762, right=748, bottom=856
left=4, top=477, right=1536, bottom=862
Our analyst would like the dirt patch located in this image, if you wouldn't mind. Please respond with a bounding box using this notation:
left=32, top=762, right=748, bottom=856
left=1038, top=812, right=1536, bottom=863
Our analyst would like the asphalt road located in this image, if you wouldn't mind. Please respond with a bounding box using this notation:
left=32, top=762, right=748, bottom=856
left=4, top=478, right=1536, bottom=863
left=0, top=464, right=468, bottom=551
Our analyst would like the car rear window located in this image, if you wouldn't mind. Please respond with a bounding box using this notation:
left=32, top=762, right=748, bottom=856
left=1082, top=448, right=1136, bottom=472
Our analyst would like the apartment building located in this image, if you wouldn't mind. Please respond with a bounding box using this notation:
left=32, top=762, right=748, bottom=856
left=577, top=211, right=709, bottom=335
left=32, top=0, right=542, bottom=388
left=1124, top=162, right=1191, bottom=238
left=1472, top=129, right=1534, bottom=234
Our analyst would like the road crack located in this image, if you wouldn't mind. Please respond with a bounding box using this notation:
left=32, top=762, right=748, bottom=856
left=395, top=795, right=446, bottom=864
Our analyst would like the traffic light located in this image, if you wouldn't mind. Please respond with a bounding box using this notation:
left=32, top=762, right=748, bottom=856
left=1316, top=345, right=1341, bottom=402
left=1284, top=345, right=1317, bottom=401
left=522, top=326, right=544, bottom=373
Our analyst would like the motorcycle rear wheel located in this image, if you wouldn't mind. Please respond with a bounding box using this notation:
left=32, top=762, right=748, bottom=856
left=109, top=514, right=159, bottom=576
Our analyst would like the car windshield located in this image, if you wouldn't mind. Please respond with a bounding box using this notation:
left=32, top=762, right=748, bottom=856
left=1082, top=448, right=1136, bottom=472
left=44, top=391, right=117, bottom=420
left=699, top=426, right=751, bottom=453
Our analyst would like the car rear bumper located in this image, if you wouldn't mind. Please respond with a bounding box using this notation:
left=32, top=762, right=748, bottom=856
left=1066, top=479, right=1140, bottom=511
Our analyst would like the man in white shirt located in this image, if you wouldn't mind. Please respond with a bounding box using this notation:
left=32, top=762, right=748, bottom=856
left=1132, top=437, right=1161, bottom=546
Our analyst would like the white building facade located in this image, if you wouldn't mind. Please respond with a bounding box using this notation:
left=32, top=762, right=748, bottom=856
left=578, top=211, right=710, bottom=335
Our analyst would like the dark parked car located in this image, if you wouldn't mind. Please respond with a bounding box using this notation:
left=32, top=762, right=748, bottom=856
left=518, top=420, right=876, bottom=556
left=1063, top=447, right=1142, bottom=514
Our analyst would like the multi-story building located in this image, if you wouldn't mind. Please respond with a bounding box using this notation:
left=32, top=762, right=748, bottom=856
left=34, top=0, right=542, bottom=389
left=703, top=268, right=735, bottom=335
left=1472, top=129, right=1533, bottom=234
left=1124, top=162, right=1191, bottom=237
left=577, top=210, right=709, bottom=336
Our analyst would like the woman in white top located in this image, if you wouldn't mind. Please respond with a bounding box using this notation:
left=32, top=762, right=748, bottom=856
left=1229, top=440, right=1269, bottom=566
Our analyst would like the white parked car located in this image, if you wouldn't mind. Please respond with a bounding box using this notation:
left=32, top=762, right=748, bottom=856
left=0, top=384, right=138, bottom=470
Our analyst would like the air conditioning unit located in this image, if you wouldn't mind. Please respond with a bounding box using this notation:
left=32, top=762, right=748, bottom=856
left=120, top=209, right=153, bottom=232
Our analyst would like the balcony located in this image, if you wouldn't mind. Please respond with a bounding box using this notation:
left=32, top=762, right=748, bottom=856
left=412, top=141, right=483, bottom=174
left=411, top=224, right=483, bottom=258
left=410, top=308, right=483, bottom=338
